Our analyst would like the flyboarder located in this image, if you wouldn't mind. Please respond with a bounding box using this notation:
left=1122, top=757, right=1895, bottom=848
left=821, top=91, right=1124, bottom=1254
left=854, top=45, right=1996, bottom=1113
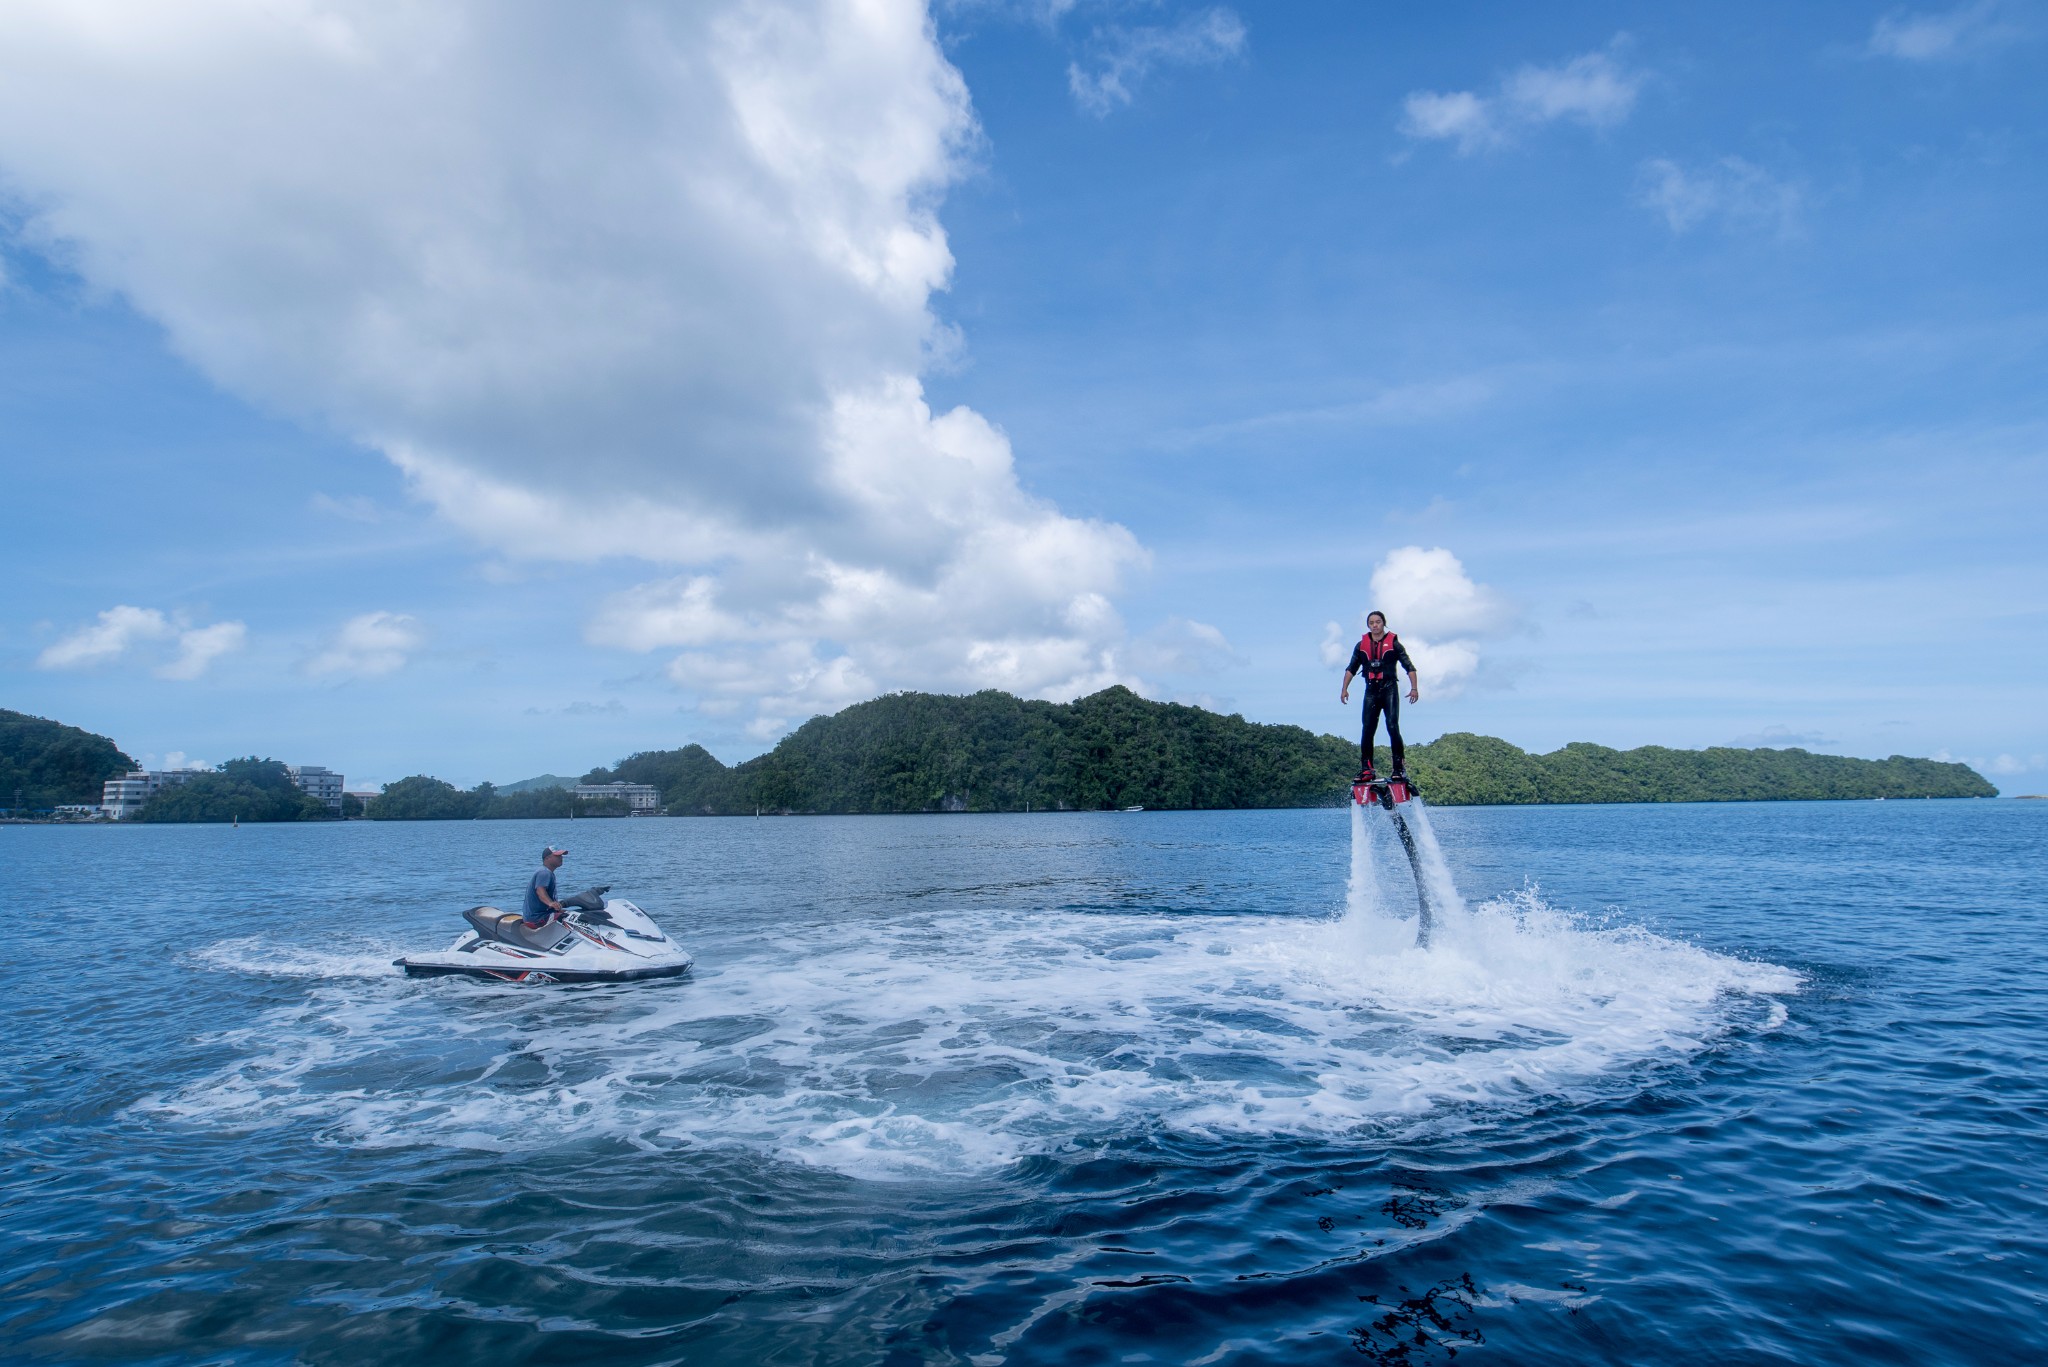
left=1339, top=610, right=1419, bottom=789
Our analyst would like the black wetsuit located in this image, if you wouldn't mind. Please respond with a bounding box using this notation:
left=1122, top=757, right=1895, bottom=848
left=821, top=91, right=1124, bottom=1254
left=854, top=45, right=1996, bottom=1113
left=1347, top=632, right=1416, bottom=774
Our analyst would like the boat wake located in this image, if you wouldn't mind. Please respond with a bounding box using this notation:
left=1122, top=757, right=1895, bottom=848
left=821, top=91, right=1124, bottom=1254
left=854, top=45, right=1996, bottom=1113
left=151, top=837, right=1797, bottom=1179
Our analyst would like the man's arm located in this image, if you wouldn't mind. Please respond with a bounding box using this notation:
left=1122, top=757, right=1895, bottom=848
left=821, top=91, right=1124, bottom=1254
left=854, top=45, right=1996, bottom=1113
left=536, top=874, right=565, bottom=914
left=1340, top=666, right=1357, bottom=704
left=1397, top=644, right=1420, bottom=703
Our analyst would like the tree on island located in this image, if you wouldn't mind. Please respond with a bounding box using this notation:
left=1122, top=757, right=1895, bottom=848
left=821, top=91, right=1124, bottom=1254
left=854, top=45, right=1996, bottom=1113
left=363, top=776, right=628, bottom=820
left=136, top=758, right=334, bottom=823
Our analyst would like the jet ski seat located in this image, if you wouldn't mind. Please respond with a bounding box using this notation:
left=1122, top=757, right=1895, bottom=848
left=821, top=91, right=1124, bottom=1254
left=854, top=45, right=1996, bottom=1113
left=462, top=905, right=574, bottom=951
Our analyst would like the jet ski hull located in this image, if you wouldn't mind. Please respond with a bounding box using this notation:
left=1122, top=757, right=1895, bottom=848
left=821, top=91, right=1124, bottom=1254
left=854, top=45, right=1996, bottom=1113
left=396, top=896, right=693, bottom=985
left=398, top=957, right=693, bottom=984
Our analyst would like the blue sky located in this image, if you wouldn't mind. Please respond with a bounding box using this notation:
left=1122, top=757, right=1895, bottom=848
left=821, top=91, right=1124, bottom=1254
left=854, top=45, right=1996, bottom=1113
left=3, top=1, right=2043, bottom=791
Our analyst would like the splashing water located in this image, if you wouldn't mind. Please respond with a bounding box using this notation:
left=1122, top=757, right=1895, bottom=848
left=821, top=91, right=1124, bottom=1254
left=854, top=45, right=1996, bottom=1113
left=1347, top=791, right=1461, bottom=946
left=1346, top=797, right=1383, bottom=921
left=1402, top=797, right=1468, bottom=922
left=151, top=822, right=1798, bottom=1180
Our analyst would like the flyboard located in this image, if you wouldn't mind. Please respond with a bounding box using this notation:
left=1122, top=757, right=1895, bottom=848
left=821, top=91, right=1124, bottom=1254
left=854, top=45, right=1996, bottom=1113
left=1352, top=773, right=1435, bottom=948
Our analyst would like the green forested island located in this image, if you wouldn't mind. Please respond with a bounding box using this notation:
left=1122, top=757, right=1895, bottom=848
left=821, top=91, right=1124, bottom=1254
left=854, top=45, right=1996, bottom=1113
left=1, top=708, right=136, bottom=809
left=3, top=689, right=1997, bottom=822
left=570, top=687, right=1993, bottom=814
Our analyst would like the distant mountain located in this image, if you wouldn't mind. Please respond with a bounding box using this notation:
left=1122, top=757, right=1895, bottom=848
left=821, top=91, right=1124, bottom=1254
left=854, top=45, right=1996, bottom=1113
left=0, top=708, right=136, bottom=810
left=581, top=687, right=2000, bottom=814
left=497, top=773, right=580, bottom=793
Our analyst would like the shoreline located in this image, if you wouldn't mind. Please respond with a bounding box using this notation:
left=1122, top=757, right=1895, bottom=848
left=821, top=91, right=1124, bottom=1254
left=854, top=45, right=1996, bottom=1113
left=7, top=791, right=2019, bottom=826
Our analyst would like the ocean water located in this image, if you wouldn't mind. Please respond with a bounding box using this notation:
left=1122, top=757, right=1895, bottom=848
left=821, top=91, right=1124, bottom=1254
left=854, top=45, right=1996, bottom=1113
left=3, top=799, right=2043, bottom=1365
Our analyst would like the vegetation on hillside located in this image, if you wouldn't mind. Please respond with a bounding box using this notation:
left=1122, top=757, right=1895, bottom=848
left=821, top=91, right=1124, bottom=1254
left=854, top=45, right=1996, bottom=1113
left=363, top=777, right=628, bottom=820
left=1404, top=733, right=1997, bottom=806
left=136, top=758, right=335, bottom=823
left=497, top=773, right=581, bottom=794
left=13, top=690, right=1988, bottom=823
left=581, top=687, right=1997, bottom=814
left=0, top=708, right=136, bottom=810
left=583, top=688, right=1344, bottom=813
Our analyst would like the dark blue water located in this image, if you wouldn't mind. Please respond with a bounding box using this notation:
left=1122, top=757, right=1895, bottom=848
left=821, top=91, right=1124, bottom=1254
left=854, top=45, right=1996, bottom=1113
left=4, top=800, right=2043, bottom=1365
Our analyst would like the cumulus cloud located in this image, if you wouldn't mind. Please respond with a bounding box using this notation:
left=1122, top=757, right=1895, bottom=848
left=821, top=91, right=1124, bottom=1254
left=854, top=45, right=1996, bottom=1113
left=306, top=612, right=425, bottom=680
left=37, top=605, right=245, bottom=679
left=0, top=0, right=1147, bottom=735
left=1401, top=40, right=1642, bottom=154
left=1322, top=547, right=1510, bottom=699
left=1866, top=2, right=2018, bottom=60
left=1637, top=156, right=1803, bottom=236
left=1067, top=7, right=1246, bottom=116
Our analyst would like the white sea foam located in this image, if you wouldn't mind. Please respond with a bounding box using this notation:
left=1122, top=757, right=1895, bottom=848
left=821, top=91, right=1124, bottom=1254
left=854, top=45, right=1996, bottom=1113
left=154, top=846, right=1798, bottom=1180
left=191, top=935, right=407, bottom=980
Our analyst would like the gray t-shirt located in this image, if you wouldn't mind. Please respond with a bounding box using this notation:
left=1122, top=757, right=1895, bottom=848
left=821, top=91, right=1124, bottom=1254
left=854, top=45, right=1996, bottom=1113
left=523, top=866, right=557, bottom=921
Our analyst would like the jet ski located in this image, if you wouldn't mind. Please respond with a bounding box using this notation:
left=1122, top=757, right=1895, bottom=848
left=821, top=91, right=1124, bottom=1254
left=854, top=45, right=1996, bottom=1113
left=396, top=885, right=693, bottom=984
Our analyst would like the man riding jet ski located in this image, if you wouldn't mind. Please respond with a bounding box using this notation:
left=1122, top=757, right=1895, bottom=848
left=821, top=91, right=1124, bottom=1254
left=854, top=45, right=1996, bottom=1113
left=396, top=846, right=692, bottom=983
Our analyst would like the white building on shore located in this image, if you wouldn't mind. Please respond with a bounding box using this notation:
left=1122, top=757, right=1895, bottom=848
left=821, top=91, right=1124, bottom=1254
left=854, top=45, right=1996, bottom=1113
left=101, top=770, right=197, bottom=820
left=572, top=781, right=661, bottom=814
left=101, top=762, right=348, bottom=818
left=288, top=765, right=345, bottom=813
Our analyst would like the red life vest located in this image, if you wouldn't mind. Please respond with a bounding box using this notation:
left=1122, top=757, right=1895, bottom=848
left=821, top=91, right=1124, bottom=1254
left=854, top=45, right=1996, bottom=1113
left=1358, top=630, right=1402, bottom=684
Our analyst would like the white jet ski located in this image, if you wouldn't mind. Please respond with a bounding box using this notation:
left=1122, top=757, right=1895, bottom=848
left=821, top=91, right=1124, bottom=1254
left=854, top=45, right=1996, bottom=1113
left=396, top=885, right=693, bottom=984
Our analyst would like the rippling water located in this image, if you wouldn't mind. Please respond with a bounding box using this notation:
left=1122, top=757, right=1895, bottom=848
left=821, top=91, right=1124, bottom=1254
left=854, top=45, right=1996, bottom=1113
left=5, top=800, right=2043, bottom=1364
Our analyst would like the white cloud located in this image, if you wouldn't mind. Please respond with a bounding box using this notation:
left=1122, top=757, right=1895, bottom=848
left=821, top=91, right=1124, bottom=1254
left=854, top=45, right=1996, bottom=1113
left=37, top=604, right=245, bottom=679
left=1369, top=546, right=1513, bottom=640
left=1637, top=156, right=1803, bottom=236
left=306, top=611, right=425, bottom=680
left=1401, top=41, right=1642, bottom=154
left=1398, top=90, right=1498, bottom=154
left=0, top=1, right=1152, bottom=734
left=1324, top=547, right=1510, bottom=699
left=1068, top=6, right=1246, bottom=116
left=1866, top=2, right=2018, bottom=60
left=37, top=606, right=175, bottom=670
left=1502, top=48, right=1643, bottom=128
left=158, top=620, right=247, bottom=680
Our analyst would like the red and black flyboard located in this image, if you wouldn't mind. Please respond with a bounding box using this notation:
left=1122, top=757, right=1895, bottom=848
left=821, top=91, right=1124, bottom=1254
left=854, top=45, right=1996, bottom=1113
left=1351, top=773, right=1416, bottom=810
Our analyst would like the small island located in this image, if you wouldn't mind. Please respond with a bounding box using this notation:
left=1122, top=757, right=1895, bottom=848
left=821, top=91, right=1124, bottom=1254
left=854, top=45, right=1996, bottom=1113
left=1, top=691, right=1998, bottom=823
